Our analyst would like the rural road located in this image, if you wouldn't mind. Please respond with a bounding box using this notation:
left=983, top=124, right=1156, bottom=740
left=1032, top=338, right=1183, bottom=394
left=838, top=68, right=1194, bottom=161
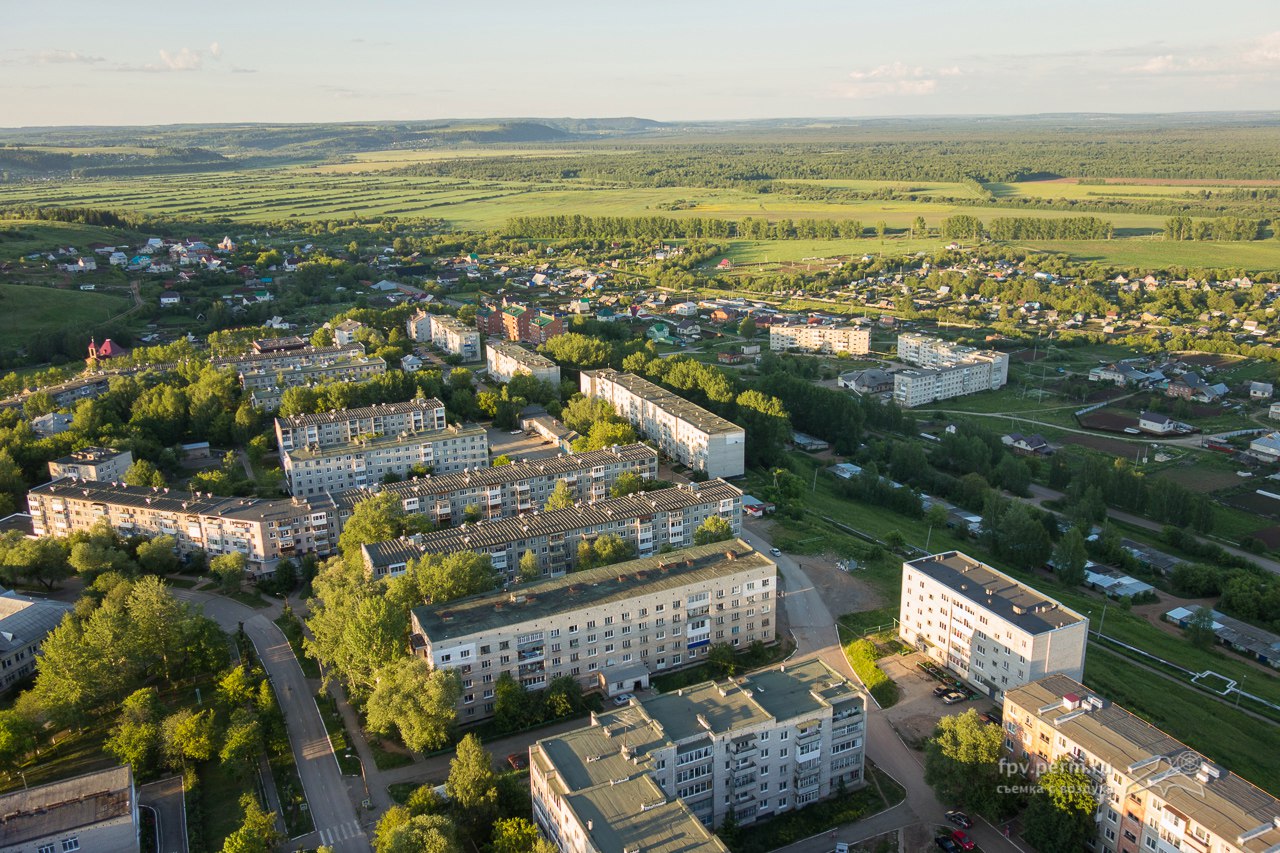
left=173, top=589, right=370, bottom=852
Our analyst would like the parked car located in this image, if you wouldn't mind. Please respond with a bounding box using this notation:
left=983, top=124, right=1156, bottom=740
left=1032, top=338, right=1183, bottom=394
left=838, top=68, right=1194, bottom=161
left=945, top=810, right=973, bottom=829
left=933, top=685, right=953, bottom=698
left=507, top=752, right=529, bottom=771
left=950, top=831, right=975, bottom=851
left=509, top=429, right=523, bottom=435
left=978, top=711, right=1000, bottom=726
left=935, top=836, right=961, bottom=853
left=770, top=547, right=782, bottom=557
left=613, top=693, right=635, bottom=707
left=942, top=691, right=967, bottom=705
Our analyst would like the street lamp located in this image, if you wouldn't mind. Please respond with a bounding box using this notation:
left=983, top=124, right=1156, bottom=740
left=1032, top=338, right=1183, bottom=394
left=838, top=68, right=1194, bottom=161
left=1235, top=675, right=1247, bottom=708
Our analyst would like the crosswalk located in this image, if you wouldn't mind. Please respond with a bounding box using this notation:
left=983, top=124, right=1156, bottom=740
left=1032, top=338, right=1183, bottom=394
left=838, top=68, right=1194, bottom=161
left=316, top=820, right=366, bottom=847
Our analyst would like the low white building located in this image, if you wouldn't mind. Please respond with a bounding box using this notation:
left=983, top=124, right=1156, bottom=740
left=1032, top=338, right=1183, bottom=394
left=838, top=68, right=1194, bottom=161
left=47, top=446, right=134, bottom=483
left=898, top=551, right=1088, bottom=700
left=1138, top=411, right=1176, bottom=434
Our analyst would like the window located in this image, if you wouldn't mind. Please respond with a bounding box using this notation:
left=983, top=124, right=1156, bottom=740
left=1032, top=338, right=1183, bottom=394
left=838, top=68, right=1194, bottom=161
left=62, top=841, right=81, bottom=853
left=39, top=846, right=54, bottom=853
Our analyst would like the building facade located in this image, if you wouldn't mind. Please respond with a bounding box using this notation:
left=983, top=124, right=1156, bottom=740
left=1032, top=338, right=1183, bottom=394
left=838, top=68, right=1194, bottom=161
left=331, top=444, right=658, bottom=527
left=362, top=479, right=743, bottom=580
left=280, top=424, right=488, bottom=496
left=485, top=340, right=561, bottom=386
left=410, top=541, right=777, bottom=721
left=0, top=590, right=73, bottom=693
left=0, top=766, right=139, bottom=853
left=898, top=552, right=1088, bottom=700
left=406, top=309, right=433, bottom=343
left=242, top=354, right=387, bottom=410
left=1003, top=676, right=1280, bottom=853
left=893, top=333, right=1009, bottom=408
left=429, top=314, right=482, bottom=361
left=769, top=324, right=870, bottom=355
left=579, top=369, right=745, bottom=478
left=478, top=303, right=566, bottom=345
left=47, top=447, right=134, bottom=483
left=531, top=657, right=865, bottom=852
left=275, top=398, right=449, bottom=453
left=211, top=343, right=366, bottom=375
left=27, top=479, right=338, bottom=574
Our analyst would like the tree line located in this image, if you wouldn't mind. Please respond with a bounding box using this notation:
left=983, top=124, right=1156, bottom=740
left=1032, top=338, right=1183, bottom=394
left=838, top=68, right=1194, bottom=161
left=1163, top=215, right=1266, bottom=241
left=506, top=214, right=865, bottom=241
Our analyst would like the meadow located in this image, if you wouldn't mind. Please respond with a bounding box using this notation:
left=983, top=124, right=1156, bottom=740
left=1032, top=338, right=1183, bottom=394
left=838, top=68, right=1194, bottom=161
left=0, top=282, right=132, bottom=342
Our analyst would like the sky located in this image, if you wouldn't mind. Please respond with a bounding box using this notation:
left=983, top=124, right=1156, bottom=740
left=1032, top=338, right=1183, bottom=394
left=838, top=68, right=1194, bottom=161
left=4, top=0, right=1280, bottom=127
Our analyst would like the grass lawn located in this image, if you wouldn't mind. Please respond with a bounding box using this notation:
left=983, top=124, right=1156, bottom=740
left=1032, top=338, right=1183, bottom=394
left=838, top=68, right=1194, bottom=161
left=1084, top=646, right=1280, bottom=795
left=316, top=693, right=363, bottom=777
left=225, top=589, right=271, bottom=609
left=837, top=608, right=901, bottom=639
left=198, top=760, right=257, bottom=851
left=275, top=612, right=322, bottom=680
left=0, top=724, right=115, bottom=794
left=371, top=741, right=415, bottom=771
left=0, top=219, right=139, bottom=259
left=0, top=282, right=131, bottom=345
left=1014, top=238, right=1280, bottom=272
left=164, top=576, right=199, bottom=589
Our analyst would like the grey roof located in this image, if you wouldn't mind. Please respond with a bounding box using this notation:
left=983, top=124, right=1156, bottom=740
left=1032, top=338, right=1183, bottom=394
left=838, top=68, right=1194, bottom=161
left=413, top=540, right=771, bottom=642
left=583, top=369, right=744, bottom=437
left=0, top=593, right=72, bottom=655
left=364, top=480, right=741, bottom=570
left=275, top=397, right=445, bottom=430
left=906, top=552, right=1085, bottom=634
left=29, top=477, right=337, bottom=525
left=211, top=342, right=364, bottom=368
left=0, top=765, right=133, bottom=846
left=282, top=423, right=485, bottom=461
left=49, top=446, right=129, bottom=467
left=486, top=340, right=556, bottom=369
left=332, top=444, right=657, bottom=513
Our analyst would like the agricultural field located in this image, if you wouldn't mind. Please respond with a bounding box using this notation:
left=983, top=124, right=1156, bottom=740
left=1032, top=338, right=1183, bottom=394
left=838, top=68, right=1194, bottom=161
left=0, top=282, right=132, bottom=343
left=1017, top=238, right=1280, bottom=271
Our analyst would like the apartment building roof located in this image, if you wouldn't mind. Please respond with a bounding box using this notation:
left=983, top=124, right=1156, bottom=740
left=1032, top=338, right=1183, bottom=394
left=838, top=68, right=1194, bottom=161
left=486, top=339, right=557, bottom=369
left=283, top=423, right=485, bottom=462
left=29, top=478, right=333, bottom=524
left=0, top=593, right=73, bottom=656
left=413, top=540, right=771, bottom=641
left=905, top=552, right=1084, bottom=634
left=364, top=480, right=741, bottom=571
left=564, top=776, right=725, bottom=853
left=331, top=444, right=657, bottom=513
left=1007, top=676, right=1280, bottom=853
left=0, top=765, right=133, bottom=847
left=584, top=369, right=744, bottom=436
left=431, top=314, right=476, bottom=332
left=241, top=354, right=385, bottom=377
left=49, top=446, right=129, bottom=467
left=211, top=343, right=364, bottom=368
left=275, top=398, right=446, bottom=431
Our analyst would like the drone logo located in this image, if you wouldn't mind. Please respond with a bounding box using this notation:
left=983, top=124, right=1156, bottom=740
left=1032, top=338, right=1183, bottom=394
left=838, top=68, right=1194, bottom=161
left=1127, top=751, right=1209, bottom=803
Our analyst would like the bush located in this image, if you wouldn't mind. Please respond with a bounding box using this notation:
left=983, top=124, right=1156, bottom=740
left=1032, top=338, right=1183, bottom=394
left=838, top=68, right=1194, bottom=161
left=843, top=639, right=899, bottom=707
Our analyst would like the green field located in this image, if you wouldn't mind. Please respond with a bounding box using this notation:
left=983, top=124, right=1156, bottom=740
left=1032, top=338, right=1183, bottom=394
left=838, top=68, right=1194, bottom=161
left=1017, top=238, right=1280, bottom=271
left=0, top=219, right=138, bottom=259
left=0, top=282, right=131, bottom=341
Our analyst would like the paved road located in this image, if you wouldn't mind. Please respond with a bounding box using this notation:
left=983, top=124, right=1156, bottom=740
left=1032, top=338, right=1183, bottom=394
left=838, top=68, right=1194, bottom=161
left=139, top=776, right=188, bottom=853
left=173, top=589, right=370, bottom=852
left=1024, top=482, right=1280, bottom=576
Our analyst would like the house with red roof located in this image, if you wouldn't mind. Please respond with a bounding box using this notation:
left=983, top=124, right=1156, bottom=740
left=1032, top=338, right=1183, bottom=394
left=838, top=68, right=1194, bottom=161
left=87, top=338, right=128, bottom=362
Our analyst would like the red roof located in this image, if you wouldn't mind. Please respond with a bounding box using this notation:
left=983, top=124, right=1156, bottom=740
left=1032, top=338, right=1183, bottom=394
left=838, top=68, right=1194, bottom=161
left=93, top=338, right=127, bottom=359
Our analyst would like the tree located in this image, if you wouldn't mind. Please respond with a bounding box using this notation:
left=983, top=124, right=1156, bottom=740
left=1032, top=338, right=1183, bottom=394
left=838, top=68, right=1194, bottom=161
left=493, top=671, right=534, bottom=733
left=694, top=515, right=734, bottom=546
left=446, top=733, right=499, bottom=845
left=544, top=480, right=577, bottom=511
left=135, top=535, right=179, bottom=575
left=575, top=539, right=596, bottom=571
left=925, top=503, right=950, bottom=530
left=1186, top=606, right=1218, bottom=649
left=924, top=709, right=1011, bottom=819
left=559, top=396, right=617, bottom=434
left=374, top=811, right=460, bottom=853
left=735, top=390, right=790, bottom=468
left=221, top=794, right=283, bottom=853
left=219, top=709, right=262, bottom=777
left=913, top=215, right=928, bottom=238
left=1022, top=758, right=1099, bottom=853
left=518, top=550, right=541, bottom=583
left=609, top=472, right=667, bottom=498
left=491, top=818, right=557, bottom=853
left=210, top=552, right=246, bottom=593
left=573, top=419, right=637, bottom=452
left=738, top=316, right=757, bottom=339
left=1052, top=528, right=1089, bottom=587
left=161, top=708, right=218, bottom=766
left=338, top=492, right=423, bottom=573
left=0, top=709, right=38, bottom=777
left=218, top=665, right=257, bottom=708
left=401, top=551, right=499, bottom=606
left=592, top=534, right=634, bottom=566
left=365, top=658, right=461, bottom=753
left=995, top=503, right=1052, bottom=571
left=707, top=642, right=738, bottom=677
left=123, top=459, right=166, bottom=488
left=493, top=454, right=513, bottom=467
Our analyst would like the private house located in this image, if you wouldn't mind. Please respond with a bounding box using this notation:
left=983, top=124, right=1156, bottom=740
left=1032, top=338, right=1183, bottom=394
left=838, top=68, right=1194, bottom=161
left=1269, top=402, right=1280, bottom=421
left=1001, top=433, right=1051, bottom=455
left=1137, top=411, right=1177, bottom=435
left=1249, top=431, right=1280, bottom=462
left=1251, top=381, right=1274, bottom=400
left=838, top=369, right=894, bottom=394
left=400, top=354, right=424, bottom=372
left=159, top=292, right=182, bottom=308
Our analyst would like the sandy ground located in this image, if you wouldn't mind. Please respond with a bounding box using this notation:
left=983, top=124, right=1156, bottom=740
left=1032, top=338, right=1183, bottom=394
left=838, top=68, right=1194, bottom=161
left=745, top=517, right=888, bottom=617
left=879, top=650, right=1000, bottom=748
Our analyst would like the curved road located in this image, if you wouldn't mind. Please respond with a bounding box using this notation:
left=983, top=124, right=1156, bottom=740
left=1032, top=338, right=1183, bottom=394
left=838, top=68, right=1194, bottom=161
left=173, top=589, right=369, bottom=852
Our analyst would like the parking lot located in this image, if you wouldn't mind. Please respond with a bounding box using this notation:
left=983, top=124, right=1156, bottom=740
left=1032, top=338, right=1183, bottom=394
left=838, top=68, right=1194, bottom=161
left=880, top=650, right=1001, bottom=746
left=483, top=425, right=566, bottom=463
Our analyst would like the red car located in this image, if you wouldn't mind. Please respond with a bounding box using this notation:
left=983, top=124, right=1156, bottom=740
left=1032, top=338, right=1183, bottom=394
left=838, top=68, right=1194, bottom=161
left=950, top=830, right=975, bottom=851
left=507, top=752, right=529, bottom=771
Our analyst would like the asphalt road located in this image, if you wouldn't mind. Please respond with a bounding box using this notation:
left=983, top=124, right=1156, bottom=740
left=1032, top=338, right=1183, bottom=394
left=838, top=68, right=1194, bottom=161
left=139, top=776, right=188, bottom=853
left=173, top=589, right=370, bottom=852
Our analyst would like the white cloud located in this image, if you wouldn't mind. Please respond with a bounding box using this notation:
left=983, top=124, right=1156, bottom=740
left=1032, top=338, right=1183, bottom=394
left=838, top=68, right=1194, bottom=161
left=209, top=41, right=222, bottom=60
left=1131, top=54, right=1177, bottom=74
left=1128, top=31, right=1280, bottom=76
left=38, top=50, right=104, bottom=64
left=840, top=62, right=960, bottom=98
left=1242, top=31, right=1280, bottom=66
left=157, top=47, right=202, bottom=71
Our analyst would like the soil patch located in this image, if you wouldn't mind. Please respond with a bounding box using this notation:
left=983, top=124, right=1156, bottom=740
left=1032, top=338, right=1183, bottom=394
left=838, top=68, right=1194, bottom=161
left=1061, top=432, right=1142, bottom=456
left=745, top=518, right=885, bottom=616
left=1078, top=410, right=1139, bottom=432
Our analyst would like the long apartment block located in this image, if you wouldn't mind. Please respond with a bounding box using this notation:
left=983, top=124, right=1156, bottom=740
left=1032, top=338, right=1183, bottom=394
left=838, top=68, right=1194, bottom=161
left=361, top=479, right=743, bottom=580
left=769, top=324, right=870, bottom=354
left=899, top=552, right=1088, bottom=700
left=242, top=354, right=387, bottom=410
left=485, top=339, right=561, bottom=386
left=331, top=443, right=659, bottom=526
left=532, top=657, right=866, bottom=853
left=1003, top=676, right=1280, bottom=853
left=27, top=479, right=338, bottom=574
left=281, top=424, right=488, bottom=496
left=893, top=333, right=1010, bottom=408
left=275, top=398, right=448, bottom=451
left=579, top=369, right=745, bottom=479
left=211, top=342, right=367, bottom=374
left=409, top=540, right=777, bottom=721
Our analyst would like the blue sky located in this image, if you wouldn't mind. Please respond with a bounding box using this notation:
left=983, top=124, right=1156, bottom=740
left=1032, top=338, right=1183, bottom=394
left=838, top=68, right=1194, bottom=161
left=4, top=1, right=1279, bottom=126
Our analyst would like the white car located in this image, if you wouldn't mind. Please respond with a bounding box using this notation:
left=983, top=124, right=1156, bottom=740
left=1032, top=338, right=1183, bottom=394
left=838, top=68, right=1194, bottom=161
left=509, top=429, right=523, bottom=435
left=613, top=693, right=635, bottom=706
left=770, top=548, right=782, bottom=557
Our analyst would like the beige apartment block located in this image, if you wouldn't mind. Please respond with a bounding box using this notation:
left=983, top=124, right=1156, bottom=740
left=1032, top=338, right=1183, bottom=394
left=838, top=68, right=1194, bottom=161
left=769, top=324, right=870, bottom=354
left=1003, top=676, right=1280, bottom=853
left=275, top=398, right=448, bottom=453
left=899, top=552, right=1088, bottom=700
left=579, top=369, right=745, bottom=478
left=409, top=541, right=777, bottom=722
left=280, top=424, right=488, bottom=496
left=429, top=313, right=482, bottom=360
left=361, top=479, right=742, bottom=579
left=241, top=354, right=387, bottom=410
left=893, top=333, right=1009, bottom=407
left=485, top=340, right=562, bottom=386
left=531, top=657, right=866, bottom=853
left=47, top=446, right=133, bottom=482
